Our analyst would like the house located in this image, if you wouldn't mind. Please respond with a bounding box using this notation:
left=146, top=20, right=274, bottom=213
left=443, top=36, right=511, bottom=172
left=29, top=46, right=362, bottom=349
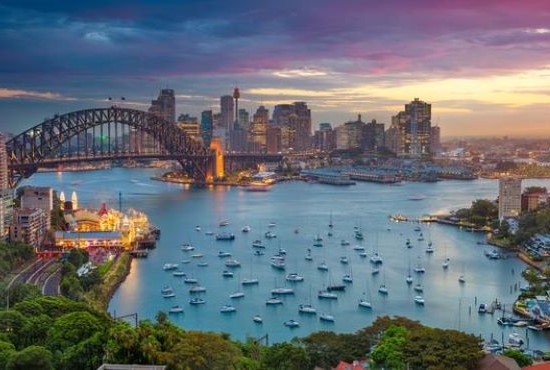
left=333, top=360, right=370, bottom=370
left=477, top=354, right=521, bottom=370
left=523, top=362, right=550, bottom=370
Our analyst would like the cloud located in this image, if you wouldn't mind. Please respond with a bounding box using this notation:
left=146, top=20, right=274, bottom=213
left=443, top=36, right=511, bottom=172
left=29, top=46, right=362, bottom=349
left=0, top=87, right=75, bottom=101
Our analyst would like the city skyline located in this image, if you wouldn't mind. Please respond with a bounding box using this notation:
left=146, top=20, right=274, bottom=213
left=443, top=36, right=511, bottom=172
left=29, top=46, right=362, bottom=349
left=1, top=1, right=550, bottom=137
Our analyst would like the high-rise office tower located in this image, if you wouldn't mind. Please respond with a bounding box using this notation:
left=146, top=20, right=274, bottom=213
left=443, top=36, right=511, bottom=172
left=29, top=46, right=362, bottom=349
left=200, top=110, right=214, bottom=147
left=498, top=177, right=522, bottom=220
left=220, top=95, right=234, bottom=131
left=148, top=89, right=176, bottom=124
left=313, top=123, right=336, bottom=152
left=390, top=98, right=431, bottom=157
left=249, top=106, right=269, bottom=152
left=272, top=102, right=311, bottom=152
left=364, top=119, right=385, bottom=152
left=238, top=109, right=250, bottom=130
left=430, top=126, right=441, bottom=155
left=336, top=114, right=364, bottom=150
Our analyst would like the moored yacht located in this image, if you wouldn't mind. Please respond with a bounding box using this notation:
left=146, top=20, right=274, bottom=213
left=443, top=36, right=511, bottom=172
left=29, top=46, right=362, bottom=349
left=317, top=262, right=329, bottom=271
left=319, top=313, right=335, bottom=322
left=189, top=297, right=206, bottom=305
left=265, top=297, right=283, bottom=305
left=318, top=290, right=338, bottom=299
left=168, top=305, right=184, bottom=314
left=414, top=295, right=425, bottom=305
left=242, top=225, right=251, bottom=233
left=298, top=304, right=317, bottom=314
left=284, top=319, right=300, bottom=328
left=163, top=263, right=179, bottom=271
left=253, top=315, right=263, bottom=323
left=271, top=287, right=294, bottom=295
left=252, top=240, right=265, bottom=248
left=378, top=284, right=389, bottom=295
left=241, top=278, right=259, bottom=285
left=286, top=273, right=305, bottom=282
left=225, top=259, right=241, bottom=267
left=220, top=304, right=237, bottom=313
left=358, top=298, right=372, bottom=309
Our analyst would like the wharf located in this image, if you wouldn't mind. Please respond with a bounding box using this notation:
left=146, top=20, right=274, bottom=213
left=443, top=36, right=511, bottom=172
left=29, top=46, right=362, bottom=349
left=389, top=214, right=440, bottom=223
left=129, top=250, right=149, bottom=258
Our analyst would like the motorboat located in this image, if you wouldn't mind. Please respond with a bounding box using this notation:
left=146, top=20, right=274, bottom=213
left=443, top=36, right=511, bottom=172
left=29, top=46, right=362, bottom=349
left=268, top=222, right=277, bottom=228
left=341, top=240, right=351, bottom=246
left=425, top=245, right=434, bottom=253
left=162, top=292, right=176, bottom=298
left=189, top=297, right=206, bottom=305
left=371, top=267, right=380, bottom=275
left=458, top=275, right=466, bottom=284
left=222, top=270, right=234, bottom=278
left=216, top=233, right=235, bottom=241
left=220, top=305, right=236, bottom=313
left=219, top=220, right=229, bottom=227
left=413, top=284, right=423, bottom=292
left=241, top=278, right=259, bottom=285
left=342, top=274, right=353, bottom=283
left=507, top=333, right=524, bottom=347
left=271, top=287, right=294, bottom=295
left=317, top=262, right=329, bottom=271
left=286, top=273, right=305, bottom=282
left=271, top=259, right=286, bottom=270
left=359, top=252, right=368, bottom=258
left=197, top=262, right=208, bottom=267
left=181, top=244, right=194, bottom=251
left=229, top=291, right=245, bottom=299
left=168, top=305, right=184, bottom=314
left=319, top=313, right=335, bottom=322
left=370, top=253, right=383, bottom=264
left=265, top=297, right=283, bottom=305
left=195, top=226, right=201, bottom=231
left=173, top=271, right=186, bottom=277
left=252, top=240, right=265, bottom=248
left=414, top=266, right=426, bottom=273
left=265, top=231, right=277, bottom=239
left=305, top=253, right=313, bottom=261
left=283, top=319, right=300, bottom=328
left=218, top=251, right=232, bottom=258
left=189, top=286, right=206, bottom=293
left=298, top=304, right=317, bottom=314
left=163, top=263, right=178, bottom=271
left=406, top=275, right=413, bottom=284
left=184, top=277, right=198, bottom=284
left=191, top=253, right=203, bottom=258
left=225, top=259, right=241, bottom=267
left=277, top=248, right=287, bottom=255
left=253, top=315, right=263, bottom=323
left=340, top=256, right=349, bottom=264
left=327, top=284, right=346, bottom=292
left=353, top=245, right=365, bottom=251
left=161, top=286, right=173, bottom=294
left=478, top=304, right=487, bottom=313
left=242, top=225, right=251, bottom=233
left=318, top=290, right=338, bottom=299
left=358, top=298, right=372, bottom=309
left=355, top=231, right=364, bottom=240
left=497, top=317, right=514, bottom=326
left=181, top=259, right=191, bottom=264
left=378, top=285, right=389, bottom=295
left=414, top=295, right=425, bottom=305
left=442, top=258, right=450, bottom=269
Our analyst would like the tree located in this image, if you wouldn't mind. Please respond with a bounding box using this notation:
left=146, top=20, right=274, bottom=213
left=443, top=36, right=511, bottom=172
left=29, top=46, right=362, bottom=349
left=370, top=325, right=408, bottom=369
left=503, top=349, right=532, bottom=367
left=261, top=342, right=310, bottom=370
left=0, top=341, right=16, bottom=370
left=46, top=311, right=105, bottom=353
left=5, top=346, right=54, bottom=370
left=300, top=331, right=367, bottom=368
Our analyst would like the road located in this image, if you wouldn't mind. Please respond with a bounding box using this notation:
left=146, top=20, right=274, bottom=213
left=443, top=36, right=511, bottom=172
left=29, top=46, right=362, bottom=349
left=8, top=258, right=61, bottom=297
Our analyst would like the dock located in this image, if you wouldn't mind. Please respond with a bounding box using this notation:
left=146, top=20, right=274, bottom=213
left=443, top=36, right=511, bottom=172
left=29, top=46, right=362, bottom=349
left=129, top=250, right=149, bottom=258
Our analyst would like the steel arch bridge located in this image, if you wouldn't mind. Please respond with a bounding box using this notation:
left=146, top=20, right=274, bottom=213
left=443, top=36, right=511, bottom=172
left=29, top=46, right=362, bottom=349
left=6, top=107, right=215, bottom=188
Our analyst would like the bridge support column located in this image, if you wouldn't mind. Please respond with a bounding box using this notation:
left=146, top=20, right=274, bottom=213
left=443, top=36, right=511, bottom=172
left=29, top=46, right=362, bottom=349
left=210, top=139, right=224, bottom=180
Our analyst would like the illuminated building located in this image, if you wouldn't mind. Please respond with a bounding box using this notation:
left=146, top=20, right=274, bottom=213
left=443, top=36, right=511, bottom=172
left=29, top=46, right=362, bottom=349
left=238, top=109, right=249, bottom=130
left=266, top=126, right=281, bottom=154
left=148, top=89, right=176, bottom=124
left=200, top=110, right=213, bottom=147
left=249, top=106, right=269, bottom=152
left=0, top=133, right=12, bottom=239
left=430, top=126, right=442, bottom=155
left=273, top=102, right=312, bottom=152
left=71, top=191, right=78, bottom=210
left=221, top=95, right=234, bottom=131
left=336, top=115, right=364, bottom=150
left=233, top=87, right=240, bottom=128
left=10, top=208, right=48, bottom=249
left=391, top=98, right=432, bottom=157
left=313, top=123, right=336, bottom=152
left=498, top=177, right=522, bottom=219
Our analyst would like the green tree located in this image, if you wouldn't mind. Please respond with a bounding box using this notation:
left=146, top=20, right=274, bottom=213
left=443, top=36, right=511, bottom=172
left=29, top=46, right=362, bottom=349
left=0, top=341, right=16, bottom=370
left=59, top=332, right=106, bottom=370
left=301, top=331, right=367, bottom=368
left=46, top=311, right=105, bottom=353
left=5, top=345, right=54, bottom=370
left=261, top=342, right=310, bottom=370
left=370, top=325, right=408, bottom=369
left=503, top=349, right=532, bottom=367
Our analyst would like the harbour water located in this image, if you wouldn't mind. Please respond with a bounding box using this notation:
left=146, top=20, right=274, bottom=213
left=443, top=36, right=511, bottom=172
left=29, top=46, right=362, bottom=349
left=23, top=168, right=550, bottom=349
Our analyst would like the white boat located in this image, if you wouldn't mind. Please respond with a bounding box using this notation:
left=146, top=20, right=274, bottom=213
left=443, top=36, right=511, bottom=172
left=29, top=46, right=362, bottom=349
left=378, top=284, right=389, bottom=295
left=442, top=257, right=450, bottom=269
left=371, top=267, right=380, bottom=275
left=341, top=240, right=351, bottom=246
left=414, top=295, right=425, bottom=305
left=181, top=244, right=194, bottom=251
left=173, top=271, right=186, bottom=277
left=163, top=263, right=179, bottom=271
left=286, top=273, right=304, bottom=282
left=271, top=287, right=294, bottom=295
left=189, top=297, right=206, bottom=305
left=216, top=233, right=235, bottom=241
left=507, top=333, right=524, bottom=347
left=241, top=278, right=259, bottom=285
left=305, top=253, right=313, bottom=261
left=353, top=245, right=365, bottom=251
left=409, top=193, right=426, bottom=201
left=218, top=251, right=232, bottom=258
left=359, top=252, right=368, bottom=258
left=242, top=225, right=251, bottom=233
left=414, top=265, right=426, bottom=273
left=298, top=304, right=317, bottom=314
left=184, top=277, right=198, bottom=284
left=197, top=262, right=208, bottom=267
left=319, top=313, right=335, bottom=322
left=219, top=220, right=229, bottom=227
left=340, top=256, right=349, bottom=264
left=358, top=298, right=372, bottom=309
left=253, top=315, right=263, bottom=323
left=406, top=275, right=413, bottom=284
left=195, top=226, right=201, bottom=231
left=181, top=259, right=191, bottom=264
left=161, top=286, right=173, bottom=294
left=414, top=284, right=423, bottom=292
left=205, top=231, right=214, bottom=235
left=168, top=305, right=184, bottom=314
left=265, top=231, right=277, bottom=239
left=425, top=245, right=434, bottom=253
left=342, top=274, right=353, bottom=283
left=268, top=222, right=277, bottom=228
left=317, top=262, right=329, bottom=271
left=220, top=304, right=236, bottom=313
left=265, top=297, right=283, bottom=305
left=318, top=290, right=338, bottom=299
left=163, top=292, right=176, bottom=298
left=225, top=259, right=241, bottom=267
left=283, top=319, right=300, bottom=328
left=191, top=253, right=203, bottom=258
left=222, top=270, right=234, bottom=278
left=271, top=259, right=286, bottom=270
left=229, top=291, right=245, bottom=299
left=189, top=286, right=206, bottom=293
left=458, top=275, right=466, bottom=284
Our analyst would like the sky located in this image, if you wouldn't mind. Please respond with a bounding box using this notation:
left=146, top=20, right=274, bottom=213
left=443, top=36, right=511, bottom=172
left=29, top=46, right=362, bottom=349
left=1, top=0, right=550, bottom=137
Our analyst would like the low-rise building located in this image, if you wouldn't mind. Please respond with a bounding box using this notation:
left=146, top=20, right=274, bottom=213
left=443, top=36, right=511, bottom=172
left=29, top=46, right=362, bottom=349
left=10, top=208, right=48, bottom=249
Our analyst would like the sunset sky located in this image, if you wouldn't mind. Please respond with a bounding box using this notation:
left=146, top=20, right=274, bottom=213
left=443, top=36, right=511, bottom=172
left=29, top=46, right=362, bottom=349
left=1, top=0, right=550, bottom=137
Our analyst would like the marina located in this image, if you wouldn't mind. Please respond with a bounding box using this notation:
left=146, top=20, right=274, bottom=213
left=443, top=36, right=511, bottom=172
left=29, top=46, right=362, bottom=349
left=22, top=167, right=550, bottom=348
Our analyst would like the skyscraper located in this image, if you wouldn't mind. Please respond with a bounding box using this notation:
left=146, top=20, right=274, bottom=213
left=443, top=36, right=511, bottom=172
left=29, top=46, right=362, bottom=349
left=233, top=87, right=240, bottom=128
left=0, top=133, right=12, bottom=239
left=335, top=115, right=364, bottom=150
left=148, top=89, right=176, bottom=124
left=390, top=98, right=431, bottom=157
left=364, top=119, right=385, bottom=152
left=272, top=102, right=312, bottom=152
left=313, top=123, right=336, bottom=152
left=249, top=106, right=269, bottom=152
left=200, top=110, right=214, bottom=147
left=430, top=126, right=442, bottom=155
left=498, top=177, right=522, bottom=220
left=220, top=95, right=234, bottom=131
left=238, top=109, right=250, bottom=130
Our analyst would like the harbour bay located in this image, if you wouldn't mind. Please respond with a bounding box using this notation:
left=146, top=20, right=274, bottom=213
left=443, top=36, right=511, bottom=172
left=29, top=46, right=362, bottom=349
left=23, top=168, right=550, bottom=349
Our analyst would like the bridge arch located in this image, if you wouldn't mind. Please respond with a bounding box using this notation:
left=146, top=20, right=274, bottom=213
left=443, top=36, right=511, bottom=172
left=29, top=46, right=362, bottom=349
left=6, top=107, right=213, bottom=187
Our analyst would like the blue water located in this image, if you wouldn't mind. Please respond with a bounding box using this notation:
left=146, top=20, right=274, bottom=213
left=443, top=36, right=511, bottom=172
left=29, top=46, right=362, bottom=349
left=23, top=168, right=550, bottom=349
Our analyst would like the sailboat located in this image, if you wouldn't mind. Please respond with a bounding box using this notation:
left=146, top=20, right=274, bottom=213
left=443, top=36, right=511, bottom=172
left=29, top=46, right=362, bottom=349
left=299, top=285, right=317, bottom=314
left=230, top=273, right=245, bottom=298
left=378, top=268, right=389, bottom=295
left=458, top=264, right=466, bottom=284
left=442, top=244, right=450, bottom=269
left=413, top=256, right=426, bottom=273
left=406, top=253, right=413, bottom=284
left=329, top=212, right=333, bottom=228
left=242, top=256, right=259, bottom=285
left=342, top=264, right=353, bottom=283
